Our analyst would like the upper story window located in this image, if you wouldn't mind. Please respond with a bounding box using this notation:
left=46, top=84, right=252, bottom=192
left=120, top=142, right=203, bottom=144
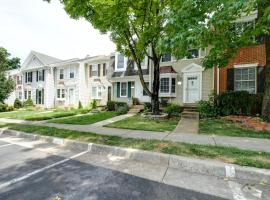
left=16, top=76, right=22, bottom=85
left=25, top=72, right=33, bottom=83
left=59, top=69, right=64, bottom=80
left=37, top=70, right=44, bottom=82
left=234, top=66, right=256, bottom=94
left=161, top=54, right=172, bottom=62
left=92, top=64, right=98, bottom=77
left=187, top=49, right=199, bottom=59
left=117, top=54, right=124, bottom=70
left=69, top=66, right=75, bottom=78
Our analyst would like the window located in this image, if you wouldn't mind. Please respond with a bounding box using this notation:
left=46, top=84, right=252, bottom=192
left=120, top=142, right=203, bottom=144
left=161, top=54, right=171, bottom=62
left=37, top=70, right=44, bottom=81
left=143, top=82, right=150, bottom=96
left=187, top=49, right=199, bottom=59
left=92, top=86, right=102, bottom=99
left=24, top=91, right=27, bottom=100
left=160, top=78, right=170, bottom=93
left=16, top=76, right=22, bottom=85
left=26, top=72, right=32, bottom=83
left=59, top=69, right=64, bottom=79
left=28, top=91, right=31, bottom=99
left=117, top=54, right=124, bottom=69
left=234, top=67, right=256, bottom=94
left=92, top=64, right=98, bottom=77
left=120, top=82, right=127, bottom=97
left=171, top=78, right=176, bottom=93
left=70, top=67, right=75, bottom=78
left=57, top=89, right=65, bottom=99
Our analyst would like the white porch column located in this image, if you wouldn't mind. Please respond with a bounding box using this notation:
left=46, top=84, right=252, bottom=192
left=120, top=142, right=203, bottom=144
left=44, top=67, right=55, bottom=108
left=78, top=62, right=88, bottom=107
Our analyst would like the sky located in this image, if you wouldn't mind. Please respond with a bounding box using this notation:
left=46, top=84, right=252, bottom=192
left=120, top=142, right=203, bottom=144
left=0, top=0, right=116, bottom=62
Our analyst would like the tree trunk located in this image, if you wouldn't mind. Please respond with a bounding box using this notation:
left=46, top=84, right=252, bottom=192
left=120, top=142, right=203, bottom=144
left=151, top=58, right=160, bottom=115
left=259, top=0, right=270, bottom=121
left=262, top=33, right=270, bottom=121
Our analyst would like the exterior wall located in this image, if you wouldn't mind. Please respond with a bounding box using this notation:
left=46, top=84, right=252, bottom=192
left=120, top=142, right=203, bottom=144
left=218, top=44, right=266, bottom=93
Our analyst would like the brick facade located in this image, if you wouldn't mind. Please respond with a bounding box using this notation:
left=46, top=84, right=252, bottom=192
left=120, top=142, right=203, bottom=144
left=217, top=44, right=266, bottom=93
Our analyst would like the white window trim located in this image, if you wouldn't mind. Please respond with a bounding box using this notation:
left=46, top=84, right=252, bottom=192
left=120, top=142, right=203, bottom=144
left=91, top=64, right=99, bottom=77
left=59, top=69, right=64, bottom=80
left=120, top=82, right=128, bottom=97
left=38, top=70, right=43, bottom=81
left=69, top=66, right=76, bottom=79
left=159, top=74, right=177, bottom=97
left=234, top=65, right=257, bottom=94
left=92, top=86, right=103, bottom=99
left=57, top=88, right=66, bottom=100
left=115, top=53, right=127, bottom=72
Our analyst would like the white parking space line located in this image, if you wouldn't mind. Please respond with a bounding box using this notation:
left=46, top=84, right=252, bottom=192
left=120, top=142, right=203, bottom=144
left=0, top=144, right=13, bottom=149
left=228, top=181, right=247, bottom=200
left=0, top=150, right=89, bottom=190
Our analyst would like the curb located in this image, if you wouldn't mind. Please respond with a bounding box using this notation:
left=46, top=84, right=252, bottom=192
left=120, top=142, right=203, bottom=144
left=1, top=129, right=270, bottom=183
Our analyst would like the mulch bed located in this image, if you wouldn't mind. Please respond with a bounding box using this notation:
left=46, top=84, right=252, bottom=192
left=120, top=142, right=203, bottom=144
left=222, top=115, right=270, bottom=131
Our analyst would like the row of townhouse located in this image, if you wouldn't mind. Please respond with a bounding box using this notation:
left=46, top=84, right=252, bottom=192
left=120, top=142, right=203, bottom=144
left=5, top=13, right=266, bottom=109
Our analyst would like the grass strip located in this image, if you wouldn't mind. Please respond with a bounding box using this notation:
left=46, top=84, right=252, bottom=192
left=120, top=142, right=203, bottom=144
left=7, top=124, right=270, bottom=169
left=49, top=112, right=119, bottom=125
left=105, top=115, right=180, bottom=132
left=200, top=119, right=270, bottom=139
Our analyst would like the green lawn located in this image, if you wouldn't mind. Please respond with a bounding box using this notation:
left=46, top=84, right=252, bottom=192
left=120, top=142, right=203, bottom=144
left=200, top=119, right=270, bottom=139
left=7, top=123, right=270, bottom=169
left=0, top=108, right=89, bottom=121
left=105, top=115, right=180, bottom=132
left=49, top=111, right=119, bottom=125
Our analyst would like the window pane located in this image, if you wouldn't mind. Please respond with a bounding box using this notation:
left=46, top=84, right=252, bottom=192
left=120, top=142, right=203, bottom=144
left=187, top=49, right=199, bottom=59
left=171, top=78, right=176, bottom=93
left=161, top=54, right=171, bottom=62
left=61, top=89, right=65, bottom=98
left=234, top=67, right=256, bottom=94
left=117, top=54, right=124, bottom=69
left=121, top=82, right=127, bottom=96
left=160, top=78, right=170, bottom=93
left=92, top=64, right=98, bottom=76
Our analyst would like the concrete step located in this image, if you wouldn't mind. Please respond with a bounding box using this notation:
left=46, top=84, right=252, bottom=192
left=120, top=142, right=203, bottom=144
left=128, top=108, right=142, bottom=114
left=181, top=111, right=199, bottom=119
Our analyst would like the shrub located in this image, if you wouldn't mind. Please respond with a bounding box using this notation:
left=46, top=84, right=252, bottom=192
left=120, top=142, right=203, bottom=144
left=91, top=99, right=97, bottom=109
left=107, top=101, right=116, bottom=111
left=198, top=94, right=219, bottom=119
left=78, top=101, right=83, bottom=109
left=23, top=98, right=33, bottom=107
left=160, top=98, right=168, bottom=107
left=132, top=97, right=140, bottom=105
left=116, top=105, right=129, bottom=115
left=164, top=104, right=182, bottom=117
left=7, top=105, right=14, bottom=111
left=115, top=102, right=128, bottom=110
left=14, top=98, right=23, bottom=109
left=143, top=102, right=152, bottom=111
left=216, top=91, right=262, bottom=116
left=0, top=103, right=8, bottom=112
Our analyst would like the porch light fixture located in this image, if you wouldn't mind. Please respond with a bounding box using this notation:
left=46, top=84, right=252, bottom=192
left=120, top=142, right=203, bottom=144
left=177, top=81, right=182, bottom=85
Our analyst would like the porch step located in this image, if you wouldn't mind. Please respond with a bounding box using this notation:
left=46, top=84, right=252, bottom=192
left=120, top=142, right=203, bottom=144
left=128, top=105, right=144, bottom=114
left=183, top=103, right=198, bottom=112
left=181, top=111, right=199, bottom=119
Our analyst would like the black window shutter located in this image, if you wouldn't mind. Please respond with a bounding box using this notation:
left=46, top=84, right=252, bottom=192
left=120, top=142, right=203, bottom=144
left=227, top=68, right=234, bottom=91
left=117, top=82, right=120, bottom=98
left=42, top=70, right=45, bottom=81
left=30, top=72, right=33, bottom=82
left=36, top=71, right=38, bottom=82
left=98, top=64, right=101, bottom=77
left=36, top=89, right=38, bottom=104
left=257, top=66, right=265, bottom=93
left=25, top=73, right=28, bottom=83
left=103, top=63, right=106, bottom=76
left=42, top=89, right=44, bottom=104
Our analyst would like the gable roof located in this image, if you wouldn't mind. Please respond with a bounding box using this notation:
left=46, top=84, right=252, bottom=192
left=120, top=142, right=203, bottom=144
left=21, top=51, right=62, bottom=70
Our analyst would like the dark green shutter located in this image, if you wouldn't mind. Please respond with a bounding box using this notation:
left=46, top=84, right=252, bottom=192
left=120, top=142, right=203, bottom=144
left=117, top=82, right=120, bottom=98
left=42, top=89, right=44, bottom=104
left=128, top=82, right=132, bottom=98
left=227, top=68, right=234, bottom=91
left=42, top=70, right=45, bottom=81
left=36, top=71, right=38, bottom=82
left=36, top=89, right=38, bottom=104
left=257, top=66, right=265, bottom=93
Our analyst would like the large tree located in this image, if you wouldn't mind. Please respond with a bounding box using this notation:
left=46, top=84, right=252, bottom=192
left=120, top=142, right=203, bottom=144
left=0, top=47, right=17, bottom=103
left=168, top=0, right=270, bottom=120
left=47, top=0, right=173, bottom=114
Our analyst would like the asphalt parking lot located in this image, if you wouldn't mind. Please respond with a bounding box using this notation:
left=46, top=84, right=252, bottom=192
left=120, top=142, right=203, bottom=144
left=0, top=134, right=268, bottom=200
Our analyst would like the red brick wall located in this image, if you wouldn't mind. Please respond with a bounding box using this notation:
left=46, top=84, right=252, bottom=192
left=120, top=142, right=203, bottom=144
left=218, top=44, right=266, bottom=93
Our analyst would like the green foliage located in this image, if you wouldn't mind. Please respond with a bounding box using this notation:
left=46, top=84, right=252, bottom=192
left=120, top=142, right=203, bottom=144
left=160, top=98, right=169, bottom=107
left=14, top=98, right=23, bottom=109
left=78, top=101, right=83, bottom=109
left=107, top=101, right=116, bottom=111
left=164, top=104, right=182, bottom=117
left=217, top=91, right=262, bottom=116
left=91, top=99, right=97, bottom=109
left=198, top=94, right=220, bottom=119
left=0, top=103, right=14, bottom=112
left=116, top=105, right=129, bottom=115
left=132, top=97, right=140, bottom=105
left=143, top=102, right=152, bottom=112
left=23, top=98, right=33, bottom=107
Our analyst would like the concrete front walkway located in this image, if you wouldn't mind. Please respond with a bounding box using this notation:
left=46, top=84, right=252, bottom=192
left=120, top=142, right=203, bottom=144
left=1, top=117, right=270, bottom=153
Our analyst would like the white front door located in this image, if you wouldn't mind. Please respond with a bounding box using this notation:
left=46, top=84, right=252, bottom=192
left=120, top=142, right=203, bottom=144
left=68, top=88, right=75, bottom=105
left=186, top=75, right=200, bottom=103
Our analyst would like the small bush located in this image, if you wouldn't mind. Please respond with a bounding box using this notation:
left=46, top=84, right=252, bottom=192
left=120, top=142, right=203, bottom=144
left=107, top=101, right=116, bottom=111
left=23, top=98, right=33, bottom=107
left=143, top=102, right=152, bottom=111
left=14, top=98, right=23, bottom=109
left=116, top=105, right=129, bottom=115
left=78, top=101, right=83, bottom=109
left=7, top=105, right=14, bottom=111
left=198, top=94, right=219, bottom=119
left=164, top=104, right=182, bottom=117
left=91, top=99, right=97, bottom=109
left=0, top=103, right=14, bottom=112
left=160, top=98, right=169, bottom=107
left=132, top=97, right=140, bottom=105
left=115, top=102, right=128, bottom=110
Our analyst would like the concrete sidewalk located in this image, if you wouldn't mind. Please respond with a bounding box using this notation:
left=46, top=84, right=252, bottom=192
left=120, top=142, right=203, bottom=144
left=1, top=117, right=270, bottom=153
